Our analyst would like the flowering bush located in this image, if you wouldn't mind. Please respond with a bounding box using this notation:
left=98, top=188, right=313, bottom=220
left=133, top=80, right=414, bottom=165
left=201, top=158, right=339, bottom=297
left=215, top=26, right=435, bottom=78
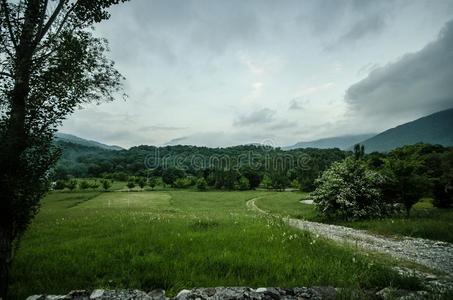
left=311, top=157, right=390, bottom=221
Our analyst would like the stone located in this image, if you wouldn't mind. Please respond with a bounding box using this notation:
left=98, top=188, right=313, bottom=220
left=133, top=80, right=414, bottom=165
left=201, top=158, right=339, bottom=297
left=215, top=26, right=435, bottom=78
left=90, top=290, right=105, bottom=299
left=175, top=289, right=191, bottom=300
left=26, top=296, right=46, bottom=300
left=148, top=289, right=166, bottom=300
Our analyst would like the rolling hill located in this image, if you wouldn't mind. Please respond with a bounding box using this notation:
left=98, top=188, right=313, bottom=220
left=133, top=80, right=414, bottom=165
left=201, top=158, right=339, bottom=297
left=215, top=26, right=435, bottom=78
left=55, top=133, right=124, bottom=151
left=284, top=134, right=376, bottom=150
left=359, top=108, right=453, bottom=152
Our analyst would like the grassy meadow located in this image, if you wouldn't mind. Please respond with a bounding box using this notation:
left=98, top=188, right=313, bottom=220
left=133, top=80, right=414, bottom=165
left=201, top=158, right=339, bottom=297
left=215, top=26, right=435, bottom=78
left=256, top=193, right=453, bottom=243
left=10, top=190, right=421, bottom=299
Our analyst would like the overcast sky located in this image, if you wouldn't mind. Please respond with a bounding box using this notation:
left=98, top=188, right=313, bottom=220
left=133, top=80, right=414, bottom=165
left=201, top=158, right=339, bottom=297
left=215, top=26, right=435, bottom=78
left=60, top=0, right=453, bottom=148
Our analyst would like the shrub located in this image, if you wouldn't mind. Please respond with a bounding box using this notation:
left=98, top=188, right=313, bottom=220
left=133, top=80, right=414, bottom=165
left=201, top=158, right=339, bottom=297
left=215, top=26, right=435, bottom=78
left=137, top=177, right=147, bottom=189
left=311, top=157, right=388, bottom=221
left=174, top=177, right=193, bottom=189
left=90, top=181, right=100, bottom=189
left=53, top=180, right=66, bottom=190
left=101, top=180, right=111, bottom=191
left=196, top=177, right=207, bottom=191
left=148, top=177, right=157, bottom=190
left=237, top=177, right=250, bottom=190
left=79, top=180, right=90, bottom=190
left=290, top=179, right=300, bottom=189
left=262, top=175, right=272, bottom=190
left=127, top=181, right=136, bottom=190
left=66, top=180, right=77, bottom=191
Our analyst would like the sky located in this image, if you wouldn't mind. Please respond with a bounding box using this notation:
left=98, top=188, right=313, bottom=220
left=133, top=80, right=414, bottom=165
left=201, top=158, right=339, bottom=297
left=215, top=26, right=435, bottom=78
left=60, top=0, right=453, bottom=148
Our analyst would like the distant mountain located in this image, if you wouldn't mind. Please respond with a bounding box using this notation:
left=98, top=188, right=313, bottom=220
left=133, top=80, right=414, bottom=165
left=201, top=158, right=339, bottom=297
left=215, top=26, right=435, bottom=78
left=284, top=134, right=376, bottom=150
left=55, top=133, right=124, bottom=151
left=359, top=108, right=453, bottom=153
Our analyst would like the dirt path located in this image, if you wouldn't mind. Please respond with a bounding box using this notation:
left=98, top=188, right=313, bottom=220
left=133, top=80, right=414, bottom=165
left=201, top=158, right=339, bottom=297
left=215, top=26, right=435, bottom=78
left=246, top=198, right=453, bottom=276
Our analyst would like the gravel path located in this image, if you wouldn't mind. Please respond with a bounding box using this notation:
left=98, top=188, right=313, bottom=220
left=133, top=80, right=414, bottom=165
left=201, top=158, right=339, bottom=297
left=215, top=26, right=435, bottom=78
left=247, top=198, right=453, bottom=276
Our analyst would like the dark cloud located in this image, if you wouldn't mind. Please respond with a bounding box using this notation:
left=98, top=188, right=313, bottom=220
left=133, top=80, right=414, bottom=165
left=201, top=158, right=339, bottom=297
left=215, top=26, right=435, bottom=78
left=345, top=20, right=453, bottom=119
left=233, top=108, right=276, bottom=126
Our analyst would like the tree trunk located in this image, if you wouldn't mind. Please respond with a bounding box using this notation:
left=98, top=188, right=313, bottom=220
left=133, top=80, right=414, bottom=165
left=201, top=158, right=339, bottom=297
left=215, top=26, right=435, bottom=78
left=0, top=2, right=41, bottom=298
left=0, top=227, right=12, bottom=300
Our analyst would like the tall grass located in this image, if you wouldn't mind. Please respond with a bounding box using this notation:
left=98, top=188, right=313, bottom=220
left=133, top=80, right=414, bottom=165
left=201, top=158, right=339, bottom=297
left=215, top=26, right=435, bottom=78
left=257, top=193, right=453, bottom=243
left=10, top=191, right=420, bottom=299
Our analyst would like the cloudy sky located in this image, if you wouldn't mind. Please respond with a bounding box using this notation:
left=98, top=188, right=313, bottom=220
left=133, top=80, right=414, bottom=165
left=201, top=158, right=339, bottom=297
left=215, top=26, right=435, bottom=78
left=60, top=0, right=453, bottom=148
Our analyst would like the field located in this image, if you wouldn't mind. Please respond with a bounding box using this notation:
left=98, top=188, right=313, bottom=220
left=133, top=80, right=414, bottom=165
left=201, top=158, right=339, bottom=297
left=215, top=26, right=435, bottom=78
left=10, top=190, right=420, bottom=299
left=256, top=193, right=453, bottom=243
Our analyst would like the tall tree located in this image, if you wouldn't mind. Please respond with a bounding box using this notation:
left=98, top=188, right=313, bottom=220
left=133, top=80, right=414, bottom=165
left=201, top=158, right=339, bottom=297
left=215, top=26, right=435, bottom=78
left=0, top=0, right=127, bottom=297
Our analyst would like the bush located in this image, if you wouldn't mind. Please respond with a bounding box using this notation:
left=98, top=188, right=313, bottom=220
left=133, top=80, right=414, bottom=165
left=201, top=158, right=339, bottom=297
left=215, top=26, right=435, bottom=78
left=127, top=181, right=136, bottom=190
left=174, top=177, right=193, bottom=189
left=90, top=181, right=100, bottom=189
left=196, top=177, right=207, bottom=191
left=79, top=180, right=91, bottom=190
left=148, top=177, right=157, bottom=190
left=53, top=180, right=66, bottom=190
left=137, top=177, right=147, bottom=189
left=237, top=177, right=250, bottom=190
left=311, top=157, right=389, bottom=221
left=290, top=179, right=300, bottom=189
left=66, top=180, right=77, bottom=191
left=262, top=175, right=272, bottom=190
left=101, top=180, right=111, bottom=191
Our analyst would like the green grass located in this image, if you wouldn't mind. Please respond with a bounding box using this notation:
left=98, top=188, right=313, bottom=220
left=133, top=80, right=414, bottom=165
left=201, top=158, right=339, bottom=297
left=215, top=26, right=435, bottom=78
left=256, top=194, right=453, bottom=243
left=255, top=192, right=318, bottom=220
left=10, top=190, right=421, bottom=299
left=338, top=199, right=453, bottom=243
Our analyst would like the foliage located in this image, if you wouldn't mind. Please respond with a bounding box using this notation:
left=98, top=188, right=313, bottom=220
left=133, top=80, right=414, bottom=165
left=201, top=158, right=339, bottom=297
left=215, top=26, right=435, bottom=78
left=311, top=157, right=389, bottom=221
left=290, top=179, right=300, bottom=189
left=196, top=177, right=207, bottom=191
left=237, top=177, right=250, bottom=191
left=127, top=181, right=136, bottom=190
left=0, top=0, right=127, bottom=297
left=101, top=180, right=111, bottom=191
left=66, top=180, right=78, bottom=191
left=383, top=146, right=430, bottom=216
left=137, top=177, right=147, bottom=189
left=148, top=177, right=157, bottom=190
left=174, top=177, right=194, bottom=189
left=79, top=180, right=91, bottom=190
left=262, top=175, right=272, bottom=190
left=54, top=180, right=67, bottom=190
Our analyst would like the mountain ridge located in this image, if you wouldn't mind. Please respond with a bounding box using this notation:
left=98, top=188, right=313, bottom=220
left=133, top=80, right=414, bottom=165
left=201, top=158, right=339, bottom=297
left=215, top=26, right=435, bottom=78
left=55, top=133, right=124, bottom=151
left=358, top=108, right=453, bottom=153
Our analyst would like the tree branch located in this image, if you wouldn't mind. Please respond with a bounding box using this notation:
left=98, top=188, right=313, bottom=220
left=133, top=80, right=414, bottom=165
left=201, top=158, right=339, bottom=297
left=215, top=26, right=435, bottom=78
left=36, top=0, right=49, bottom=38
left=1, top=0, right=18, bottom=49
left=33, top=0, right=66, bottom=45
left=0, top=71, right=13, bottom=77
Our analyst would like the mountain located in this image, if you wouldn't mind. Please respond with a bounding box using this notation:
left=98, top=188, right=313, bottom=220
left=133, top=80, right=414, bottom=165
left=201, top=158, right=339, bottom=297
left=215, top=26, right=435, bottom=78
left=55, top=133, right=124, bottom=151
left=284, top=134, right=376, bottom=150
left=359, top=108, right=453, bottom=153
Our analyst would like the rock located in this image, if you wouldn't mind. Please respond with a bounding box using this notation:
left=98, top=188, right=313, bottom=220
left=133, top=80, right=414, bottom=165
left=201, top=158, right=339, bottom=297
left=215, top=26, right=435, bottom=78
left=26, top=296, right=46, bottom=300
left=148, top=289, right=166, bottom=300
left=68, top=290, right=90, bottom=300
left=90, top=290, right=105, bottom=299
left=312, top=287, right=336, bottom=300
left=175, top=289, right=191, bottom=300
left=255, top=287, right=267, bottom=293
